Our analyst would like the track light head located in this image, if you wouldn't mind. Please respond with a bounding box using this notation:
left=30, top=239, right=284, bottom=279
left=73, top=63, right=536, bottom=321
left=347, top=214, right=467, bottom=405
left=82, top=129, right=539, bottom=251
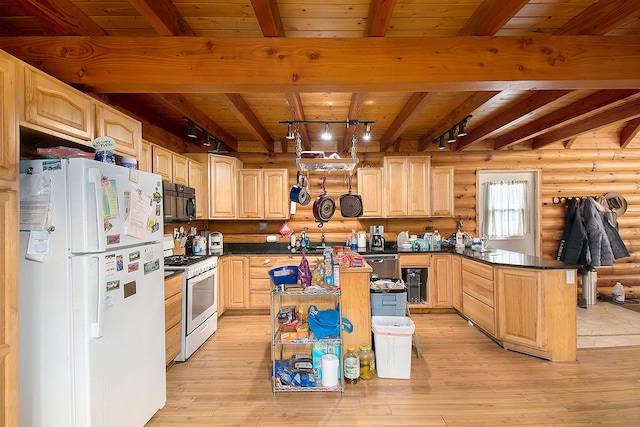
left=286, top=124, right=295, bottom=140
left=321, top=123, right=332, bottom=140
left=184, top=118, right=198, bottom=139
left=458, top=116, right=471, bottom=137
left=362, top=124, right=371, bottom=141
left=203, top=132, right=212, bottom=146
left=447, top=128, right=456, bottom=143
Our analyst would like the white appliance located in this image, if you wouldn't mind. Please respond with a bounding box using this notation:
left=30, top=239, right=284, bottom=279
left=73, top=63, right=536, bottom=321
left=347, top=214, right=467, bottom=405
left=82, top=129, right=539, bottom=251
left=208, top=231, right=223, bottom=255
left=164, top=255, right=218, bottom=361
left=19, top=158, right=166, bottom=427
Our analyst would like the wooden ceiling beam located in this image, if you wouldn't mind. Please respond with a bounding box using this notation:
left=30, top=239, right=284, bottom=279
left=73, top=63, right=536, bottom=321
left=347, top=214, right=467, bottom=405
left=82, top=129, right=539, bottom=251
left=380, top=92, right=434, bottom=152
left=620, top=118, right=640, bottom=148
left=219, top=93, right=274, bottom=152
left=149, top=93, right=238, bottom=151
left=284, top=93, right=311, bottom=151
left=18, top=0, right=107, bottom=36
left=554, top=0, right=640, bottom=35
left=531, top=98, right=640, bottom=148
left=495, top=89, right=640, bottom=149
left=341, top=93, right=368, bottom=154
left=250, top=0, right=284, bottom=37
left=418, top=91, right=500, bottom=151
left=457, top=0, right=529, bottom=36
left=456, top=90, right=573, bottom=150
left=365, top=0, right=397, bottom=37
left=127, top=0, right=196, bottom=36
left=2, top=37, right=639, bottom=93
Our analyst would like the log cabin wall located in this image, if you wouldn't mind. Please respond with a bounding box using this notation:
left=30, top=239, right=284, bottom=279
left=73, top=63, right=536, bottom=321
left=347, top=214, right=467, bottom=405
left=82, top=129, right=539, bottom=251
left=200, top=146, right=639, bottom=300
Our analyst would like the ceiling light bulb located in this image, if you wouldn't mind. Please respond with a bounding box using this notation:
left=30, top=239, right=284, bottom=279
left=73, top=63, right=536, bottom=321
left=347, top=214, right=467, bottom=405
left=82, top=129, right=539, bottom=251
left=321, top=123, right=332, bottom=141
left=363, top=124, right=371, bottom=141
left=447, top=128, right=456, bottom=143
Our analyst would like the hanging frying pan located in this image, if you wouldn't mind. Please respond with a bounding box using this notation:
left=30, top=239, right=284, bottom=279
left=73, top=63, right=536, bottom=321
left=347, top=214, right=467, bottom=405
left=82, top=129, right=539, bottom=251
left=340, top=175, right=363, bottom=218
left=313, top=176, right=335, bottom=227
left=289, top=171, right=311, bottom=205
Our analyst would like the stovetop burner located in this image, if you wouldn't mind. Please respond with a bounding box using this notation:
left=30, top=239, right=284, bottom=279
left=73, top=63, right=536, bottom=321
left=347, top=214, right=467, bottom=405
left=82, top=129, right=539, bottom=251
left=164, top=255, right=208, bottom=267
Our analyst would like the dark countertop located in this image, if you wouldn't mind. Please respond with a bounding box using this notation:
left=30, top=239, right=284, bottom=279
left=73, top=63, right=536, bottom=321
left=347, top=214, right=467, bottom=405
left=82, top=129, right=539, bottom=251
left=221, top=243, right=577, bottom=270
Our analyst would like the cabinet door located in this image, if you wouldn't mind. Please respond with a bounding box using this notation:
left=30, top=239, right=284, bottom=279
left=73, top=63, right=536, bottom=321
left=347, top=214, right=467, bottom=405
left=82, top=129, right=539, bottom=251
left=263, top=169, right=288, bottom=219
left=407, top=157, right=430, bottom=217
left=497, top=268, right=541, bottom=347
left=188, top=159, right=204, bottom=219
left=451, top=256, right=462, bottom=311
left=431, top=255, right=452, bottom=307
left=94, top=103, right=142, bottom=159
left=210, top=156, right=240, bottom=218
left=22, top=65, right=93, bottom=142
left=218, top=257, right=229, bottom=315
left=238, top=169, right=263, bottom=218
left=152, top=145, right=173, bottom=182
left=431, top=166, right=454, bottom=217
left=172, top=153, right=189, bottom=185
left=139, top=139, right=153, bottom=173
left=0, top=53, right=17, bottom=182
left=383, top=157, right=408, bottom=217
left=227, top=256, right=249, bottom=308
left=357, top=167, right=382, bottom=217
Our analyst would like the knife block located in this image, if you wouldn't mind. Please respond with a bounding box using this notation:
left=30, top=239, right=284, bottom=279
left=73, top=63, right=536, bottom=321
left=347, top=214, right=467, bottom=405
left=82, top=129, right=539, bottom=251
left=173, top=240, right=185, bottom=256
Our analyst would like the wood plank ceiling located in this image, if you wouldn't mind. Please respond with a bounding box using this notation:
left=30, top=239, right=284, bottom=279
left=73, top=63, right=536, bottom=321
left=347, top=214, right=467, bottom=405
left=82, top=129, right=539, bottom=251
left=0, top=0, right=639, bottom=154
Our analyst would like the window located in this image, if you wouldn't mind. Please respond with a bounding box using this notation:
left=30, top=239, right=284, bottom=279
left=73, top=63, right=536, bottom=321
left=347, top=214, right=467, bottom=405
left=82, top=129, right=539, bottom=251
left=483, top=180, right=529, bottom=238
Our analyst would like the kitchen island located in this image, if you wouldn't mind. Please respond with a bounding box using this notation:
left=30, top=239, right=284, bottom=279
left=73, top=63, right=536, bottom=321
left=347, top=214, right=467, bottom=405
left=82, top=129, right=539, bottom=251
left=220, top=244, right=578, bottom=361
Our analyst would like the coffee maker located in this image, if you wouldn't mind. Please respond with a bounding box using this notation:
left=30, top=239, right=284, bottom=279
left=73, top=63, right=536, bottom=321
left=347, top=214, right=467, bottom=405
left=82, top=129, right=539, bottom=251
left=369, top=225, right=385, bottom=251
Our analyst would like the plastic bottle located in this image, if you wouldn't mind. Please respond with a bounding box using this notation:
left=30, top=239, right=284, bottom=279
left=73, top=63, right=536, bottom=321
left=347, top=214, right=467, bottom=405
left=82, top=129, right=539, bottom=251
left=290, top=232, right=296, bottom=253
left=350, top=230, right=358, bottom=251
left=358, top=344, right=375, bottom=380
left=343, top=346, right=360, bottom=384
left=433, top=230, right=441, bottom=251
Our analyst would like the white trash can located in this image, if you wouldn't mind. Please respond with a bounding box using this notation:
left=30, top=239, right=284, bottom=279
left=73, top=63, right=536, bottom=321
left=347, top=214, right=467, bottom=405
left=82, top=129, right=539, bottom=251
left=371, top=315, right=416, bottom=379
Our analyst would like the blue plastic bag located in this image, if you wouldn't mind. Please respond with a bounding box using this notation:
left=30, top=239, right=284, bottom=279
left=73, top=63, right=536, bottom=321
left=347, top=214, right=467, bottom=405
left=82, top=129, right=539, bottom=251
left=307, top=305, right=353, bottom=339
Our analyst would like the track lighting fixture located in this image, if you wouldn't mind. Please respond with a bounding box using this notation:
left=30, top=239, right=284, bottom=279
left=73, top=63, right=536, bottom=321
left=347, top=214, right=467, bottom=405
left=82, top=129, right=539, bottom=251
left=203, top=132, right=212, bottom=146
left=437, top=135, right=446, bottom=150
left=363, top=124, right=371, bottom=141
left=432, top=115, right=472, bottom=150
left=185, top=118, right=198, bottom=139
left=321, top=123, right=332, bottom=140
left=458, top=116, right=471, bottom=137
left=447, top=128, right=456, bottom=143
left=286, top=123, right=295, bottom=140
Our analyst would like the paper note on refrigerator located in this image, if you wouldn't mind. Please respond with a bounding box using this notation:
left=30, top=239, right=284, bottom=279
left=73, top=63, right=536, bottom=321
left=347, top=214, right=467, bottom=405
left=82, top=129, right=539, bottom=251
left=125, top=188, right=152, bottom=239
left=20, top=171, right=53, bottom=231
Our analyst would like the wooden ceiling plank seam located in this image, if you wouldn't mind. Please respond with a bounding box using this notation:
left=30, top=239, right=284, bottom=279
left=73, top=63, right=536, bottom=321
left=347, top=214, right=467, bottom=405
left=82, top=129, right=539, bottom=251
left=250, top=0, right=284, bottom=37
left=531, top=97, right=640, bottom=149
left=380, top=92, right=434, bottom=152
left=341, top=92, right=368, bottom=154
left=456, top=89, right=574, bottom=150
left=365, top=0, right=397, bottom=37
left=457, top=0, right=530, bottom=36
left=3, top=37, right=639, bottom=93
left=151, top=93, right=238, bottom=151
left=495, top=89, right=640, bottom=149
left=284, top=93, right=311, bottom=151
left=619, top=117, right=640, bottom=148
left=18, top=0, right=107, bottom=36
left=553, top=0, right=640, bottom=36
left=127, top=0, right=196, bottom=36
left=219, top=93, right=274, bottom=152
left=418, top=91, right=501, bottom=151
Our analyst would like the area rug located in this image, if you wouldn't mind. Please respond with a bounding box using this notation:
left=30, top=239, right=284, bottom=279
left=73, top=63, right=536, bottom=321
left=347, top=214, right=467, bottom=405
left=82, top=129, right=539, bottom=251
left=577, top=301, right=640, bottom=349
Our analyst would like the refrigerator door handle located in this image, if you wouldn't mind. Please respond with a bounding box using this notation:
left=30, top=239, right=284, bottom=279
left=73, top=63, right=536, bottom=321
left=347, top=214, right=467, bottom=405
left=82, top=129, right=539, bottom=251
left=88, top=168, right=107, bottom=253
left=91, top=254, right=106, bottom=338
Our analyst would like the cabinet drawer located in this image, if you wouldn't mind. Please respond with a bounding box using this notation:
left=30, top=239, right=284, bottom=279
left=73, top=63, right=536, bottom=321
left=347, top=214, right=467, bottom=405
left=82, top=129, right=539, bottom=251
left=251, top=277, right=273, bottom=291
left=463, top=293, right=495, bottom=336
left=164, top=273, right=182, bottom=298
left=164, top=292, right=182, bottom=331
left=165, top=322, right=182, bottom=366
left=398, top=253, right=431, bottom=267
left=462, top=270, right=494, bottom=307
left=462, top=259, right=493, bottom=280
left=250, top=291, right=271, bottom=309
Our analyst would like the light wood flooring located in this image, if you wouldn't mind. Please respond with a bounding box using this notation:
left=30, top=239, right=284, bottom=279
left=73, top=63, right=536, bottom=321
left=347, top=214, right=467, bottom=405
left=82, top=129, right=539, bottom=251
left=147, top=313, right=640, bottom=426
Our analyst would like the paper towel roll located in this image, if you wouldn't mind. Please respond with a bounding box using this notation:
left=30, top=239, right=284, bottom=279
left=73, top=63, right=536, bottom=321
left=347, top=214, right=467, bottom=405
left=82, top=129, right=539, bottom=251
left=321, top=353, right=339, bottom=387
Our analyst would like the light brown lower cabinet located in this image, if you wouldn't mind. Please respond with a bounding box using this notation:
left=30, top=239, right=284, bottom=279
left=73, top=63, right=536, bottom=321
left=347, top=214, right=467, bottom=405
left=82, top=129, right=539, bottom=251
left=164, top=273, right=183, bottom=368
left=461, top=258, right=496, bottom=336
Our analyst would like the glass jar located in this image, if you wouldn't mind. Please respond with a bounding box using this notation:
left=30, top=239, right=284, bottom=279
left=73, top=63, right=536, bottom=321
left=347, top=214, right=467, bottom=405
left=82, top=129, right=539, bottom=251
left=358, top=344, right=375, bottom=380
left=343, top=346, right=360, bottom=384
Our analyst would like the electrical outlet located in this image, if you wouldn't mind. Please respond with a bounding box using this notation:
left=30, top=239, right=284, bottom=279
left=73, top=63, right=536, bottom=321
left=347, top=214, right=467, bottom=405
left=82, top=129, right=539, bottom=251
left=259, top=222, right=267, bottom=231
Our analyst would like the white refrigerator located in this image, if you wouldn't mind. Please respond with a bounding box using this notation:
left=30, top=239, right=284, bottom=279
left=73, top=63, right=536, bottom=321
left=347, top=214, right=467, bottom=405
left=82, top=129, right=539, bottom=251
left=19, top=158, right=167, bottom=427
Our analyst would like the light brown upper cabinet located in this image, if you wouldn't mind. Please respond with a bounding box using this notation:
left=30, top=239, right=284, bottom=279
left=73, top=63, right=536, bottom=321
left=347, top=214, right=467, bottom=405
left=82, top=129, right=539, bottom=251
left=0, top=51, right=17, bottom=182
left=430, top=166, right=455, bottom=217
left=185, top=153, right=242, bottom=219
left=239, top=169, right=289, bottom=219
left=383, top=156, right=430, bottom=217
left=94, top=103, right=142, bottom=159
left=20, top=63, right=93, bottom=143
left=139, top=139, right=152, bottom=173
left=171, top=153, right=189, bottom=186
left=151, top=144, right=173, bottom=182
left=188, top=159, right=204, bottom=219
left=357, top=167, right=383, bottom=217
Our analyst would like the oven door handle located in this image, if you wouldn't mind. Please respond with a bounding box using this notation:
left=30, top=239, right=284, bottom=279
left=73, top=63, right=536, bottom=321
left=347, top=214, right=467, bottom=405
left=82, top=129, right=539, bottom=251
left=190, top=267, right=216, bottom=282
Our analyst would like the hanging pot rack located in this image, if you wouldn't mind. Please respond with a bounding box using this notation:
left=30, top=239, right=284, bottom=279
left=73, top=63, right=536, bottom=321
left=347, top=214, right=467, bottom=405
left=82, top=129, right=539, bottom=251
left=279, top=120, right=374, bottom=174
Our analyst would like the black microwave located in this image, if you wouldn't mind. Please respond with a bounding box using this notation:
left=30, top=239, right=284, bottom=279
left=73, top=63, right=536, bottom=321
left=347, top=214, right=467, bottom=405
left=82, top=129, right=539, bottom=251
left=163, top=181, right=196, bottom=223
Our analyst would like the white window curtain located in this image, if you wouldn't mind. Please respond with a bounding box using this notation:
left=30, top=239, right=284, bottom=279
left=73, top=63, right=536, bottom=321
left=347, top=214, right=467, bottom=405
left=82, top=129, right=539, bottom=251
left=484, top=180, right=529, bottom=238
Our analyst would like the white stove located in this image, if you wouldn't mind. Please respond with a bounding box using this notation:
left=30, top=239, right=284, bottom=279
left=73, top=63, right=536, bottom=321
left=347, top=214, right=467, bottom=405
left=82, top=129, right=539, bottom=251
left=164, top=254, right=218, bottom=361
